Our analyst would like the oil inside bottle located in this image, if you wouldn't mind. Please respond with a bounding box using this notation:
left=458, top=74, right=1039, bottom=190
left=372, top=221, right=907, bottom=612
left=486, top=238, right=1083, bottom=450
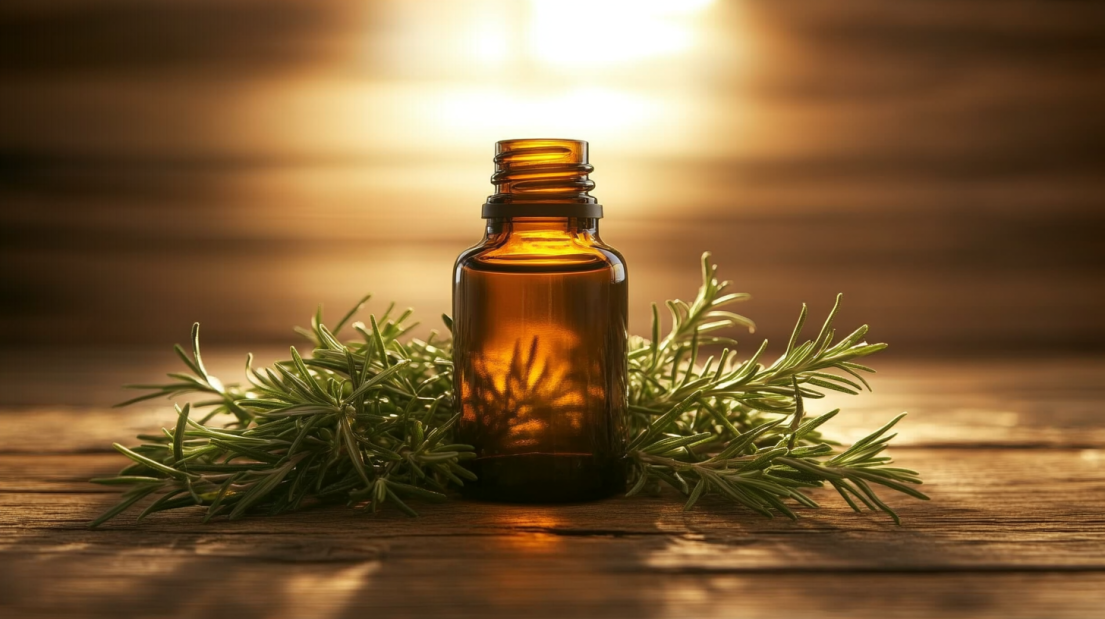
left=453, top=139, right=628, bottom=502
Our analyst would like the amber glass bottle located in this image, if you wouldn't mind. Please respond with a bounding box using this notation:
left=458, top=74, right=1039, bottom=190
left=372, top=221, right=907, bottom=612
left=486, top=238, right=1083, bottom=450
left=453, top=139, right=628, bottom=502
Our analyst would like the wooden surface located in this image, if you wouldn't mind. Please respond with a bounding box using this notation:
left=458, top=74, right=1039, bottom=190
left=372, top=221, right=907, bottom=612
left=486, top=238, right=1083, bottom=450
left=1, top=353, right=1104, bottom=618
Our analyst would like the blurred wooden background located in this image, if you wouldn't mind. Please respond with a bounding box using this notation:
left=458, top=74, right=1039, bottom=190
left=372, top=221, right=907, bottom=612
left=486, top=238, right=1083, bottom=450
left=2, top=0, right=1104, bottom=354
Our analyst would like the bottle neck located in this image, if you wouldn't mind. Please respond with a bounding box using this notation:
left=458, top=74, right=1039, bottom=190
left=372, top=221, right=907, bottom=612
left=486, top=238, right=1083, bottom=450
left=480, top=139, right=603, bottom=220
left=487, top=140, right=597, bottom=205
left=485, top=217, right=599, bottom=239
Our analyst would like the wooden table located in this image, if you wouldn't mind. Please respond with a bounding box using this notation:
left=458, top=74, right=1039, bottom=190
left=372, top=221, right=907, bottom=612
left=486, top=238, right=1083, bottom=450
left=2, top=352, right=1103, bottom=618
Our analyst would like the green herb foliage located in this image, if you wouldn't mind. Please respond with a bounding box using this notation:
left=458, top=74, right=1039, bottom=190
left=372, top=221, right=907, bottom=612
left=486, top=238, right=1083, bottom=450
left=91, top=253, right=927, bottom=527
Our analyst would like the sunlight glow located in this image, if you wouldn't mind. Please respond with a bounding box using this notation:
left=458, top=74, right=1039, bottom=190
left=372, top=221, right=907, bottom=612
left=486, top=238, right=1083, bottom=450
left=529, top=0, right=715, bottom=68
left=465, top=2, right=512, bottom=68
left=436, top=87, right=664, bottom=143
left=268, top=0, right=728, bottom=163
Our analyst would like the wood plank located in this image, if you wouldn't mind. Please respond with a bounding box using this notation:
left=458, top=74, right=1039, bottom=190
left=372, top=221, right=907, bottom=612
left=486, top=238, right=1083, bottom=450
left=1, top=449, right=1103, bottom=570
left=0, top=448, right=1103, bottom=618
left=0, top=557, right=1100, bottom=619
left=0, top=453, right=120, bottom=493
left=0, top=558, right=1103, bottom=619
left=818, top=356, right=1105, bottom=447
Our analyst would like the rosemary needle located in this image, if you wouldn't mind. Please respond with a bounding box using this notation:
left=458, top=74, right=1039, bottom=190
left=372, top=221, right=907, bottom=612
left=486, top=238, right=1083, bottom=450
left=91, top=252, right=926, bottom=527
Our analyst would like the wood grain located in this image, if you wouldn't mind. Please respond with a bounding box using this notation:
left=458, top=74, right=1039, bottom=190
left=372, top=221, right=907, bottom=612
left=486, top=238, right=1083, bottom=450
left=2, top=356, right=1102, bottom=617
left=1, top=447, right=1104, bottom=618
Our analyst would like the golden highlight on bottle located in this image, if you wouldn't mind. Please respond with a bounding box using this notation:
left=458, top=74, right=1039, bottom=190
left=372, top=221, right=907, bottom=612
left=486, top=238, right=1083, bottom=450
left=453, top=139, right=628, bottom=502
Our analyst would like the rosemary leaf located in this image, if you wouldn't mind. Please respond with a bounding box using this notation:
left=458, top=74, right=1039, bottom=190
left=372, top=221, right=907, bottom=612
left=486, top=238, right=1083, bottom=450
left=90, top=253, right=926, bottom=527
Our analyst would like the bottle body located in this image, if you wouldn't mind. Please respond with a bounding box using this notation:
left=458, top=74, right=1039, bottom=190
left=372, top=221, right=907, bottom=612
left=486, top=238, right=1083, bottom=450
left=453, top=217, right=628, bottom=502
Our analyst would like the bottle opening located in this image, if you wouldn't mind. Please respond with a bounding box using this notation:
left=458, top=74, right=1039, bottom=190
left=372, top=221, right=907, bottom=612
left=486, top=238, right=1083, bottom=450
left=483, top=138, right=603, bottom=219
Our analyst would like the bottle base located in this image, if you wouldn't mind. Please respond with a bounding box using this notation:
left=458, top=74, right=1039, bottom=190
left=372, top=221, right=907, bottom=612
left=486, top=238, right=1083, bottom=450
left=461, top=452, right=626, bottom=503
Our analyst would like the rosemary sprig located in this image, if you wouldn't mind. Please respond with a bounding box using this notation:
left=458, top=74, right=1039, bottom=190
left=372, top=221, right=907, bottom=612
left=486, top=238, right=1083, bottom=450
left=624, top=254, right=927, bottom=524
left=90, top=253, right=927, bottom=527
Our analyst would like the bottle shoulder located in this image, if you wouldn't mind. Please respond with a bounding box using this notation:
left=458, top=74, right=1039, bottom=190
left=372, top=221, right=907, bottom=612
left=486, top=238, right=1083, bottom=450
left=455, top=234, right=627, bottom=279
